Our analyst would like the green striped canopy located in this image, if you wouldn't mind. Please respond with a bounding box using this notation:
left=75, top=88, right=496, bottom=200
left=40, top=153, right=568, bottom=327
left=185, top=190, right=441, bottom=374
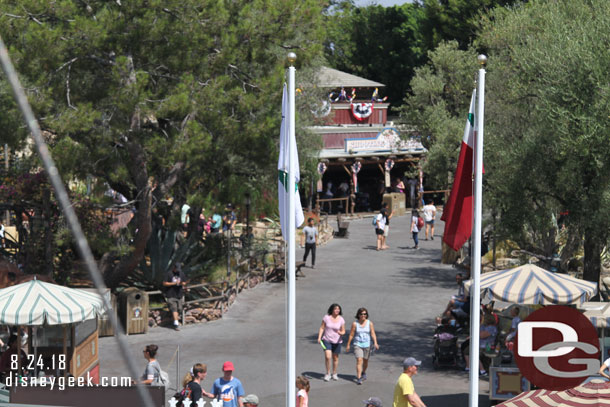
left=0, top=279, right=106, bottom=325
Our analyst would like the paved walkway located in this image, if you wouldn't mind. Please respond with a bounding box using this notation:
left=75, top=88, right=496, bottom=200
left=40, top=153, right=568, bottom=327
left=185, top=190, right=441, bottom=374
left=100, top=213, right=491, bottom=407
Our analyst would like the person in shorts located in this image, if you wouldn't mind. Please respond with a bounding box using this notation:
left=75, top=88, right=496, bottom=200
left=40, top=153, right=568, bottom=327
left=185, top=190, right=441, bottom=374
left=317, top=303, right=346, bottom=382
left=346, top=307, right=379, bottom=385
left=422, top=201, right=436, bottom=241
left=381, top=203, right=394, bottom=249
left=374, top=210, right=386, bottom=251
left=163, top=263, right=187, bottom=331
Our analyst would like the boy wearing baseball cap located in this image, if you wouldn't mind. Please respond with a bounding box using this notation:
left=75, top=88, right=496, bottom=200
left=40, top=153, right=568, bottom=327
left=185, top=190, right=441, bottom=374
left=392, top=357, right=426, bottom=407
left=212, top=361, right=245, bottom=407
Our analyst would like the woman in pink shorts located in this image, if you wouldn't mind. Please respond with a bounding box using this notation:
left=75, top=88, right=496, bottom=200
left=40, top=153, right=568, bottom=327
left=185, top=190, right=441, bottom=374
left=317, top=303, right=346, bottom=381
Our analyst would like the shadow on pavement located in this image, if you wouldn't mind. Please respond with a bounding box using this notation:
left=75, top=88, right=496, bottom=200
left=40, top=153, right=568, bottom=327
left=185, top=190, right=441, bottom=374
left=422, top=393, right=491, bottom=407
left=389, top=265, right=459, bottom=290
left=301, top=371, right=326, bottom=381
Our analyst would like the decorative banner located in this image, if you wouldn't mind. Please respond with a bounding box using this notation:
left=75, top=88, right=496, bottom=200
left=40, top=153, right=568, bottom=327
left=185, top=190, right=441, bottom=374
left=385, top=159, right=394, bottom=172
left=317, top=162, right=327, bottom=193
left=350, top=103, right=374, bottom=121
left=384, top=159, right=394, bottom=188
left=351, top=162, right=361, bottom=194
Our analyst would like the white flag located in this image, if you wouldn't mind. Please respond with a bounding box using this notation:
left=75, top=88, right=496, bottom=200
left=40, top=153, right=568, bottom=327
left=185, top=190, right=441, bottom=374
left=278, top=83, right=304, bottom=240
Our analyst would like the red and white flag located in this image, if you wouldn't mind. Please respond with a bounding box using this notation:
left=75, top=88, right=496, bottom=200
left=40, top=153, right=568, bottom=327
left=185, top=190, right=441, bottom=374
left=442, top=90, right=477, bottom=251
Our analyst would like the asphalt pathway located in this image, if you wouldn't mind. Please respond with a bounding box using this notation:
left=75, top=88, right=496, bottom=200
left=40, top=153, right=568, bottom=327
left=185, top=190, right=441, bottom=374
left=99, top=213, right=491, bottom=407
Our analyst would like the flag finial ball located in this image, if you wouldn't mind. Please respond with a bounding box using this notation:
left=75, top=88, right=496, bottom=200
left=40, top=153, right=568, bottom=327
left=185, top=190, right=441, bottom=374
left=287, top=52, right=297, bottom=65
left=477, top=54, right=488, bottom=66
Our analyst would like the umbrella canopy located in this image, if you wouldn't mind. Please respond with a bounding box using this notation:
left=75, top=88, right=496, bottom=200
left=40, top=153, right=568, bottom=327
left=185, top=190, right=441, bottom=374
left=0, top=279, right=106, bottom=325
left=581, top=302, right=610, bottom=328
left=464, top=264, right=597, bottom=305
left=497, top=379, right=610, bottom=407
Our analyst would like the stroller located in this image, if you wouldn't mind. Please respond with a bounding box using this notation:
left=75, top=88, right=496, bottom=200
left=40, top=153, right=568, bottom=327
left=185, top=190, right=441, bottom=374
left=432, top=323, right=459, bottom=369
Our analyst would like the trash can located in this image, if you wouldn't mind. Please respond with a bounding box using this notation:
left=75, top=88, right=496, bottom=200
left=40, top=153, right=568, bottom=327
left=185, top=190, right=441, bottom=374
left=383, top=193, right=406, bottom=216
left=81, top=288, right=116, bottom=337
left=118, top=288, right=149, bottom=335
left=98, top=293, right=117, bottom=337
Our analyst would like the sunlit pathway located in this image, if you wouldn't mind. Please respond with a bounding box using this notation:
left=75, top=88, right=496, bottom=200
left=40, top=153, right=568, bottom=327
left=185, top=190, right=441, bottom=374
left=100, top=212, right=490, bottom=407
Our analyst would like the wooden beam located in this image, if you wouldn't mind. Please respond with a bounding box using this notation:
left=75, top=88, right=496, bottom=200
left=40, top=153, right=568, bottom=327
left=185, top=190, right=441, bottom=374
left=342, top=165, right=351, bottom=176
left=378, top=163, right=384, bottom=175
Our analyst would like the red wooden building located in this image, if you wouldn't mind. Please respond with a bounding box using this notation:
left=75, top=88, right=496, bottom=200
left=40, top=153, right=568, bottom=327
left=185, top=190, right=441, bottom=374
left=310, top=67, right=426, bottom=213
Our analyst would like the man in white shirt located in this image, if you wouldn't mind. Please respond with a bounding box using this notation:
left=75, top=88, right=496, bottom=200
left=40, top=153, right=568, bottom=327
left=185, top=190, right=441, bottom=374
left=422, top=201, right=436, bottom=241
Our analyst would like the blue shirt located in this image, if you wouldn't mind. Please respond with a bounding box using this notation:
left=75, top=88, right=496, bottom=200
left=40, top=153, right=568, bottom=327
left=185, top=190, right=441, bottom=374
left=212, top=214, right=222, bottom=229
left=212, top=377, right=244, bottom=407
left=353, top=320, right=371, bottom=348
left=479, top=325, right=497, bottom=349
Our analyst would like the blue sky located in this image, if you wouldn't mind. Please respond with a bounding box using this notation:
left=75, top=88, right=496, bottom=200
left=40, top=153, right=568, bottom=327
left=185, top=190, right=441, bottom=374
left=354, top=0, right=413, bottom=6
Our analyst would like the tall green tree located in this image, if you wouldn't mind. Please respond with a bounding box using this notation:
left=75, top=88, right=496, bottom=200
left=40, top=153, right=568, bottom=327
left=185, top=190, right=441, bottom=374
left=0, top=0, right=327, bottom=287
left=478, top=0, right=610, bottom=282
left=418, top=0, right=521, bottom=51
left=400, top=41, right=478, bottom=189
left=325, top=2, right=426, bottom=108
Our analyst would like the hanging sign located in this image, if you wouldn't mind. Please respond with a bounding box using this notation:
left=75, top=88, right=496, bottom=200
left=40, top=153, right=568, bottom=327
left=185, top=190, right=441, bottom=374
left=350, top=103, right=374, bottom=121
left=317, top=162, right=327, bottom=193
left=385, top=159, right=395, bottom=172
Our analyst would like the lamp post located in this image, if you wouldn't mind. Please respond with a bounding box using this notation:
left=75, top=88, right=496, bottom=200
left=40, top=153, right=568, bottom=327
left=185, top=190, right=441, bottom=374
left=245, top=192, right=251, bottom=250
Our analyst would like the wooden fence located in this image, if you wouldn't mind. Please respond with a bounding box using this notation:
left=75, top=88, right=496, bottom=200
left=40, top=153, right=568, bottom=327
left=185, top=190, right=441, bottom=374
left=145, top=237, right=287, bottom=327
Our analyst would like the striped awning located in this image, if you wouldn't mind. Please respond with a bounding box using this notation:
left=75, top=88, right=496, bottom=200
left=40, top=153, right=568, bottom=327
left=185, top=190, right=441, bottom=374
left=582, top=303, right=610, bottom=328
left=0, top=279, right=106, bottom=325
left=464, top=264, right=597, bottom=305
left=497, top=378, right=610, bottom=407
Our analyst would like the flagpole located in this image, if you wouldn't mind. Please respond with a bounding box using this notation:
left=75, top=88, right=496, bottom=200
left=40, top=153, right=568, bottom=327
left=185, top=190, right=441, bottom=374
left=469, top=54, right=487, bottom=407
left=286, top=52, right=297, bottom=407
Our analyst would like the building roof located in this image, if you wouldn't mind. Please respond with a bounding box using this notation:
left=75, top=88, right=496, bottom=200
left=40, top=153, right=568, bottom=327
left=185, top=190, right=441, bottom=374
left=316, top=67, right=385, bottom=88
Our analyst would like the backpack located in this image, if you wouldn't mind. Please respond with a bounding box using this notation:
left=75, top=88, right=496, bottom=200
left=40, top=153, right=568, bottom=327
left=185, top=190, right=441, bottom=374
left=152, top=363, right=170, bottom=390
left=417, top=216, right=424, bottom=230
left=173, top=385, right=192, bottom=404
left=372, top=216, right=378, bottom=227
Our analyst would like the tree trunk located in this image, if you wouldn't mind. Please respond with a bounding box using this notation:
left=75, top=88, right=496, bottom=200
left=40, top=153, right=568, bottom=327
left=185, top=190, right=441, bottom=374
left=103, top=140, right=152, bottom=288
left=42, top=188, right=54, bottom=277
left=582, top=227, right=602, bottom=284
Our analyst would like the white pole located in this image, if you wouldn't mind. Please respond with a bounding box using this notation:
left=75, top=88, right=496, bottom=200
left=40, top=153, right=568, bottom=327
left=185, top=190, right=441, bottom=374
left=469, top=54, right=486, bottom=407
left=287, top=54, right=297, bottom=407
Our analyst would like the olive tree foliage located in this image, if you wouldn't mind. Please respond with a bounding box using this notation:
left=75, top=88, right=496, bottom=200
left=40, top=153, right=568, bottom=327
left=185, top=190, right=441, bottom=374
left=0, top=0, right=327, bottom=287
left=478, top=0, right=610, bottom=282
left=400, top=41, right=478, bottom=189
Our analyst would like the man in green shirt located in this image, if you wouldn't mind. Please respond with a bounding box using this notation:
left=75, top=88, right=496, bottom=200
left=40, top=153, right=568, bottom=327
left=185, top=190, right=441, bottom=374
left=392, top=357, right=426, bottom=407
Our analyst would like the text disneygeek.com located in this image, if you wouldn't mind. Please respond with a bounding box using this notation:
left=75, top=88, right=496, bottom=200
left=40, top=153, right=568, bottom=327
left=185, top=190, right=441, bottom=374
left=5, top=373, right=132, bottom=390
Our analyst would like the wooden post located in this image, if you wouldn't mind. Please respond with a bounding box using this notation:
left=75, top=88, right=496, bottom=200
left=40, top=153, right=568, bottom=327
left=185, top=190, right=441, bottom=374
left=63, top=325, right=68, bottom=378
left=17, top=327, right=21, bottom=378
